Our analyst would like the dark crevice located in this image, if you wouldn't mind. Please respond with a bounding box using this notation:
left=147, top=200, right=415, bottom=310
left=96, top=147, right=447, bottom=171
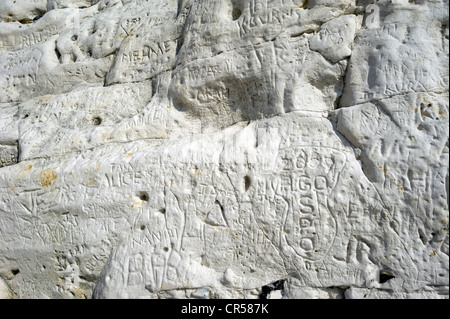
left=328, top=286, right=349, bottom=299
left=151, top=77, right=158, bottom=98
left=333, top=58, right=351, bottom=110
left=244, top=175, right=251, bottom=192
left=54, top=47, right=62, bottom=63
left=176, top=35, right=185, bottom=56
left=215, top=200, right=224, bottom=214
left=379, top=270, right=395, bottom=284
left=18, top=18, right=33, bottom=24
left=418, top=228, right=427, bottom=245
left=259, top=279, right=285, bottom=299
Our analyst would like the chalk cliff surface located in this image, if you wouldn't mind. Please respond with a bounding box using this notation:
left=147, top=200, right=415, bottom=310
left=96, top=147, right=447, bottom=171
left=0, top=0, right=448, bottom=299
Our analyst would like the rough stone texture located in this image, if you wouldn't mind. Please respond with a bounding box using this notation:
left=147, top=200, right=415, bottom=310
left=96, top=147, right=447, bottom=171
left=0, top=0, right=448, bottom=299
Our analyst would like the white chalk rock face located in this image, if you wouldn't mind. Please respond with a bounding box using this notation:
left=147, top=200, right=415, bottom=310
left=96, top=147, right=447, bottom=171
left=0, top=0, right=47, bottom=22
left=0, top=0, right=448, bottom=299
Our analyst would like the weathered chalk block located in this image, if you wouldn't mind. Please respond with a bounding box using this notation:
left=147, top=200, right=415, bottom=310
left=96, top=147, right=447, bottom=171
left=0, top=0, right=448, bottom=299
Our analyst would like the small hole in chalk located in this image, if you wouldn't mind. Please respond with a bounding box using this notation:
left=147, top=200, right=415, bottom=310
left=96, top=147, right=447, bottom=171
left=163, top=247, right=169, bottom=252
left=140, top=225, right=146, bottom=230
left=11, top=269, right=20, bottom=276
left=93, top=116, right=103, bottom=125
left=71, top=35, right=78, bottom=41
left=138, top=192, right=148, bottom=201
left=232, top=8, right=242, bottom=20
